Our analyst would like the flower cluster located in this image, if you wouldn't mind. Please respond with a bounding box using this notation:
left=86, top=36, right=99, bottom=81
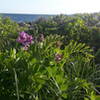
left=55, top=53, right=63, bottom=62
left=17, top=32, right=33, bottom=50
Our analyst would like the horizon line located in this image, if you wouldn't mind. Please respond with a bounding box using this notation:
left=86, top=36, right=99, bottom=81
left=0, top=11, right=100, bottom=15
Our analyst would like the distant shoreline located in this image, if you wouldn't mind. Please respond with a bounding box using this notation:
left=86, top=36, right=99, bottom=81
left=0, top=12, right=100, bottom=22
left=0, top=13, right=54, bottom=22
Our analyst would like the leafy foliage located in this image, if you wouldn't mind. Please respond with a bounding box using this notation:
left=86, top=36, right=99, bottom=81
left=0, top=17, right=27, bottom=51
left=0, top=33, right=99, bottom=100
left=0, top=15, right=100, bottom=100
left=26, top=14, right=100, bottom=65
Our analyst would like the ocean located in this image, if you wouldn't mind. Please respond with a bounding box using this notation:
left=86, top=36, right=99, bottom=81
left=0, top=13, right=53, bottom=22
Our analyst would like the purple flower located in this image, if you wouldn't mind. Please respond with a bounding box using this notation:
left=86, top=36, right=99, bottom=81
left=17, top=32, right=27, bottom=44
left=27, top=35, right=33, bottom=43
left=17, top=32, right=33, bottom=50
left=55, top=53, right=63, bottom=62
left=17, top=32, right=33, bottom=45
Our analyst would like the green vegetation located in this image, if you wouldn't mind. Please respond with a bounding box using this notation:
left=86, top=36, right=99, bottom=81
left=96, top=96, right=100, bottom=100
left=0, top=13, right=100, bottom=100
left=26, top=13, right=100, bottom=64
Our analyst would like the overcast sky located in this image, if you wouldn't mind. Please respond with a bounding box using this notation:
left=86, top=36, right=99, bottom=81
left=0, top=0, right=100, bottom=14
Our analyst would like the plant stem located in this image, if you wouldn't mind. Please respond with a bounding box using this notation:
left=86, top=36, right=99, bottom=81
left=13, top=68, right=19, bottom=100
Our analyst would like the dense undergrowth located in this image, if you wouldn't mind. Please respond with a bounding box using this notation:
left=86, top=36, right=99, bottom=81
left=0, top=13, right=100, bottom=100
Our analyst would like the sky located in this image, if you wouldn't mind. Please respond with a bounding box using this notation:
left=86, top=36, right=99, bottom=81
left=0, top=0, right=100, bottom=14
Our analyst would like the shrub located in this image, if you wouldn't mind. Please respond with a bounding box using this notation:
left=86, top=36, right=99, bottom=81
left=0, top=34, right=99, bottom=100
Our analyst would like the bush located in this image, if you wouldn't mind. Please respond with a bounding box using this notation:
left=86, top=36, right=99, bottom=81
left=0, top=17, right=27, bottom=51
left=0, top=33, right=99, bottom=100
